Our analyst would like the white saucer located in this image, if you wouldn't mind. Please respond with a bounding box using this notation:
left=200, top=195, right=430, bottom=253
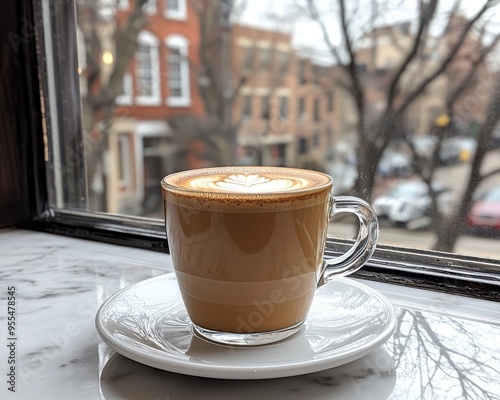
left=95, top=273, right=396, bottom=380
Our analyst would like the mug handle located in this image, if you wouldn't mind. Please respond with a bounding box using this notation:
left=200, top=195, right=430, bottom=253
left=318, top=195, right=379, bottom=286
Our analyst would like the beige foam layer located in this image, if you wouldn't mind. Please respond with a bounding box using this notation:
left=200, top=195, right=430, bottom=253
left=164, top=167, right=331, bottom=193
left=164, top=187, right=331, bottom=213
left=162, top=167, right=332, bottom=213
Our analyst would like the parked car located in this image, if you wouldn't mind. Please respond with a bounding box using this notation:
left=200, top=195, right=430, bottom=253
left=373, top=180, right=453, bottom=230
left=439, top=137, right=477, bottom=165
left=410, top=135, right=437, bottom=161
left=467, top=187, right=500, bottom=234
left=327, top=161, right=357, bottom=195
left=377, top=151, right=413, bottom=178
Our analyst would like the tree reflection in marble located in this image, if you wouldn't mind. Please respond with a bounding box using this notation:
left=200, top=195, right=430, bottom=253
left=387, top=308, right=500, bottom=399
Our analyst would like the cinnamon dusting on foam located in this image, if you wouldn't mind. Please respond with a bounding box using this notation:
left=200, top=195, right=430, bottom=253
left=162, top=167, right=332, bottom=213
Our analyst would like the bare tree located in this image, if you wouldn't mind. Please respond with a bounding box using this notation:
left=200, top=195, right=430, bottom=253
left=170, top=0, right=295, bottom=169
left=433, top=84, right=500, bottom=252
left=306, top=0, right=498, bottom=200
left=405, top=28, right=500, bottom=252
left=166, top=0, right=242, bottom=169
left=390, top=309, right=500, bottom=399
left=77, top=0, right=147, bottom=210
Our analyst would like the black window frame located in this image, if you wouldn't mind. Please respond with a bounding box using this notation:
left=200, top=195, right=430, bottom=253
left=1, top=0, right=499, bottom=302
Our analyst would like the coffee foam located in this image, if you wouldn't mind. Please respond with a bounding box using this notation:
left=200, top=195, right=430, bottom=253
left=162, top=167, right=333, bottom=213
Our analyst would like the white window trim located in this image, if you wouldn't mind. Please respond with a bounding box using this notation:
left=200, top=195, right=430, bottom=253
left=165, top=34, right=191, bottom=107
left=118, top=0, right=129, bottom=10
left=143, top=0, right=157, bottom=15
left=164, top=0, right=187, bottom=20
left=116, top=73, right=132, bottom=105
left=135, top=31, right=161, bottom=106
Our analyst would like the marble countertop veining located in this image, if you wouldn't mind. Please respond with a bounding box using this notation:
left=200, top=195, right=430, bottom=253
left=0, top=229, right=499, bottom=400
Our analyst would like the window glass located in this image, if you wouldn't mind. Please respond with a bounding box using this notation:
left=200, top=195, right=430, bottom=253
left=313, top=98, right=320, bottom=122
left=47, top=0, right=500, bottom=260
left=259, top=47, right=271, bottom=70
left=136, top=45, right=155, bottom=97
left=326, top=92, right=333, bottom=113
left=261, top=95, right=270, bottom=120
left=165, top=0, right=186, bottom=19
left=242, top=94, right=252, bottom=119
left=278, top=50, right=289, bottom=74
left=279, top=96, right=288, bottom=119
left=298, top=97, right=306, bottom=119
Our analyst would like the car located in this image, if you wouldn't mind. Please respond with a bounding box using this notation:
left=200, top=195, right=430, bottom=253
left=410, top=135, right=437, bottom=160
left=467, top=186, right=500, bottom=234
left=377, top=151, right=413, bottom=178
left=439, top=137, right=477, bottom=165
left=373, top=180, right=453, bottom=230
left=327, top=161, right=357, bottom=195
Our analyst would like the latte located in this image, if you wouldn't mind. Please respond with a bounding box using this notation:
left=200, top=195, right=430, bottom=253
left=162, top=167, right=333, bottom=333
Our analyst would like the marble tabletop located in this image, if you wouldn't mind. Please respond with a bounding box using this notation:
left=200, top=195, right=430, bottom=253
left=1, top=229, right=499, bottom=400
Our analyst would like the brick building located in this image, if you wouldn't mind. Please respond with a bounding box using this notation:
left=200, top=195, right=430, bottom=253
left=231, top=25, right=348, bottom=170
left=100, top=0, right=204, bottom=215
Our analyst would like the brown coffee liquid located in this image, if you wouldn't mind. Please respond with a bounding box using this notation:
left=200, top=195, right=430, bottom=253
left=163, top=167, right=332, bottom=333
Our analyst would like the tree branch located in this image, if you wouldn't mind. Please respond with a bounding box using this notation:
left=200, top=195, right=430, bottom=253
left=305, top=0, right=343, bottom=65
left=397, top=0, right=496, bottom=115
left=339, top=0, right=364, bottom=117
left=446, top=32, right=500, bottom=110
left=385, top=0, right=438, bottom=110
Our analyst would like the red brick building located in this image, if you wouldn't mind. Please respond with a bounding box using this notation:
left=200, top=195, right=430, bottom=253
left=106, top=0, right=204, bottom=215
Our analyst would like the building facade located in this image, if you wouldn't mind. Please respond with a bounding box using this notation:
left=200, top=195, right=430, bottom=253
left=102, top=0, right=204, bottom=215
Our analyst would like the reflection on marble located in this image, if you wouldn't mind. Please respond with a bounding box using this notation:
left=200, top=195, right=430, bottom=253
left=99, top=348, right=396, bottom=400
left=0, top=229, right=499, bottom=399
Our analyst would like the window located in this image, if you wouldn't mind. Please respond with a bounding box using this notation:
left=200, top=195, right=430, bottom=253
left=242, top=94, right=252, bottom=120
left=143, top=0, right=157, bottom=14
left=165, top=0, right=187, bottom=20
left=241, top=46, right=253, bottom=70
left=278, top=50, right=289, bottom=74
left=312, top=132, right=320, bottom=148
left=23, top=0, right=500, bottom=304
left=135, top=31, right=161, bottom=105
left=298, top=60, right=307, bottom=84
left=261, top=95, right=269, bottom=120
left=118, top=0, right=129, bottom=10
left=313, top=98, right=320, bottom=122
left=259, top=47, right=271, bottom=70
left=327, top=92, right=334, bottom=113
left=116, top=73, right=132, bottom=105
left=298, top=97, right=306, bottom=119
left=165, top=35, right=191, bottom=106
left=298, top=137, right=308, bottom=154
left=279, top=96, right=288, bottom=119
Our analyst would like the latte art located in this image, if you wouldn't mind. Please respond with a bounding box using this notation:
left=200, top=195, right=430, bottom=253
left=162, top=167, right=333, bottom=212
left=189, top=173, right=311, bottom=193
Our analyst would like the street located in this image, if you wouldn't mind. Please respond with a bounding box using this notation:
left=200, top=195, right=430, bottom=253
left=328, top=149, right=500, bottom=260
left=328, top=220, right=500, bottom=260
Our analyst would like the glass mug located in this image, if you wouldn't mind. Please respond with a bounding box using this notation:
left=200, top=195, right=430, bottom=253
left=162, top=166, right=378, bottom=346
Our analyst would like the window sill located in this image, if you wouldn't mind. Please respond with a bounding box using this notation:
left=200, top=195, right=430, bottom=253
left=163, top=12, right=187, bottom=21
left=166, top=97, right=191, bottom=107
left=2, top=228, right=499, bottom=399
left=135, top=97, right=162, bottom=106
